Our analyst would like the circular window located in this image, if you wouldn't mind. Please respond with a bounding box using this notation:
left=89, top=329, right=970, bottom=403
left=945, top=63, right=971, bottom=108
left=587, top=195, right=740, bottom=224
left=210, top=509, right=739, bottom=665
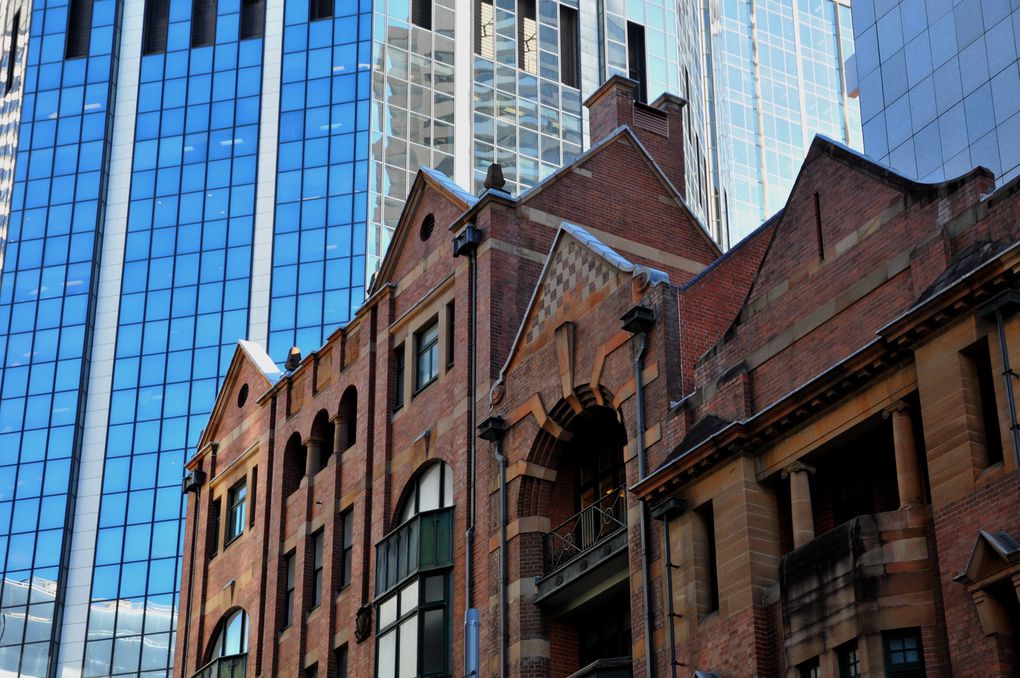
left=419, top=213, right=435, bottom=241
left=237, top=383, right=249, bottom=408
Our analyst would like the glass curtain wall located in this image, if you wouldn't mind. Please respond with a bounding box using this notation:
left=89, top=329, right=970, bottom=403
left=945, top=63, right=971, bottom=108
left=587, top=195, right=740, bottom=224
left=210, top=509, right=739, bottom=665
left=265, top=0, right=372, bottom=361
left=83, top=0, right=264, bottom=674
left=0, top=0, right=119, bottom=673
left=709, top=0, right=861, bottom=241
left=368, top=0, right=456, bottom=274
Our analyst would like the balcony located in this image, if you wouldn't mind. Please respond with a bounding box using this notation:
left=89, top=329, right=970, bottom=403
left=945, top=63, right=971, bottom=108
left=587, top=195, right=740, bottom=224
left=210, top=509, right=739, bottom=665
left=546, top=486, right=627, bottom=571
left=375, top=507, right=454, bottom=596
left=192, top=654, right=246, bottom=678
left=537, top=487, right=629, bottom=611
left=779, top=508, right=935, bottom=666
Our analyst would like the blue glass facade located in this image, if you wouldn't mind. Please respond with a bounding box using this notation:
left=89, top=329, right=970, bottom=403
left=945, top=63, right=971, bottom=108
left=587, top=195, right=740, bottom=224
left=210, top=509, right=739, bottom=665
left=0, top=0, right=119, bottom=675
left=84, top=2, right=265, bottom=674
left=853, top=0, right=1020, bottom=186
left=266, top=0, right=371, bottom=361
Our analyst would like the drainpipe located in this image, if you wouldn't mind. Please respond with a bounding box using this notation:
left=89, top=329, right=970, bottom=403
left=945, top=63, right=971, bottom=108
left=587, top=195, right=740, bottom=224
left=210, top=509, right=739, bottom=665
left=622, top=305, right=656, bottom=678
left=180, top=463, right=209, bottom=674
left=651, top=498, right=686, bottom=678
left=980, top=291, right=1020, bottom=467
left=479, top=415, right=508, bottom=678
left=453, top=223, right=483, bottom=676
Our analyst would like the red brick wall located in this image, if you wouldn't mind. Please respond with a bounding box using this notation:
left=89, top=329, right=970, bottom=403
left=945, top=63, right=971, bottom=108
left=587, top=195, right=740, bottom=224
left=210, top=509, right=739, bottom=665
left=933, top=471, right=1020, bottom=676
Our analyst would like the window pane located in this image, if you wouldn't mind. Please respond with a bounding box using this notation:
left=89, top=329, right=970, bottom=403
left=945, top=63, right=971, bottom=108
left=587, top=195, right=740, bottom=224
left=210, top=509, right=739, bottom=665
left=398, top=617, right=417, bottom=678
left=424, top=575, right=444, bottom=603
left=377, top=630, right=396, bottom=678
left=422, top=608, right=445, bottom=673
left=418, top=463, right=440, bottom=512
left=379, top=595, right=398, bottom=628
left=400, top=580, right=418, bottom=616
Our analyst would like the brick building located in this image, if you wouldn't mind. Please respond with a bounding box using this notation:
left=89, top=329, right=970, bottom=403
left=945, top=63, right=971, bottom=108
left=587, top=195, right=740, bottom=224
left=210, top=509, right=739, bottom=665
left=175, top=74, right=1020, bottom=678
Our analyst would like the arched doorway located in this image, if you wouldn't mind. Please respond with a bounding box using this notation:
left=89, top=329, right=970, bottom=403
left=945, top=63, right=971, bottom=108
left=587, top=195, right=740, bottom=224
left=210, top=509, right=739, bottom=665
left=539, top=405, right=633, bottom=675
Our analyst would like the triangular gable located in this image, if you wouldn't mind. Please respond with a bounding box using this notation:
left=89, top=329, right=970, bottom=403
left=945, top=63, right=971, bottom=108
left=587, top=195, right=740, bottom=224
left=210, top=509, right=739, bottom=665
left=196, top=340, right=281, bottom=451
left=745, top=135, right=991, bottom=309
left=371, top=167, right=476, bottom=293
left=499, top=221, right=669, bottom=375
left=517, top=126, right=721, bottom=258
left=956, top=530, right=1020, bottom=585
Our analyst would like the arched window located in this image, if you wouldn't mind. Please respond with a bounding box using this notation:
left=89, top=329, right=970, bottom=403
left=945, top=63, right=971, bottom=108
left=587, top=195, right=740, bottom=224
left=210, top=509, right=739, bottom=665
left=397, top=459, right=453, bottom=523
left=207, top=603, right=246, bottom=656
left=338, top=385, right=358, bottom=451
left=310, top=409, right=335, bottom=473
left=282, top=433, right=306, bottom=498
left=375, top=462, right=454, bottom=678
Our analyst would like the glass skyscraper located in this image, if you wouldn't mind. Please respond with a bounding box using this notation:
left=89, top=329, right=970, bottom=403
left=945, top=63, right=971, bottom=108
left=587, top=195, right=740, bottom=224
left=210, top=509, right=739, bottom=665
left=851, top=0, right=1020, bottom=187
left=0, top=0, right=720, bottom=676
left=707, top=0, right=863, bottom=243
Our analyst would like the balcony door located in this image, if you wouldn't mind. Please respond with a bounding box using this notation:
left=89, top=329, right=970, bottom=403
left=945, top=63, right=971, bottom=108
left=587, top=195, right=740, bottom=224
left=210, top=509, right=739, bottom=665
left=573, top=410, right=627, bottom=551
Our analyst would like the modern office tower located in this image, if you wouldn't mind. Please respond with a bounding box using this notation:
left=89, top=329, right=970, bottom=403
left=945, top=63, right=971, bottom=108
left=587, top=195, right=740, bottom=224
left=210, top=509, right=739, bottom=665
left=851, top=0, right=1020, bottom=186
left=0, top=0, right=718, bottom=676
left=707, top=0, right=863, bottom=242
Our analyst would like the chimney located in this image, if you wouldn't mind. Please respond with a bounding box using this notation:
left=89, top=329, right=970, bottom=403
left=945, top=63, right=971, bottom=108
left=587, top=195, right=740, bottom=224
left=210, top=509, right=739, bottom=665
left=584, top=74, right=688, bottom=200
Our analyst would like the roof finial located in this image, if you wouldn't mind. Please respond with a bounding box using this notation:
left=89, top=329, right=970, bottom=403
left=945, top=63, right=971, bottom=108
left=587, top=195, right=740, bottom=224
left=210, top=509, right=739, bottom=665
left=285, top=346, right=302, bottom=371
left=484, top=163, right=506, bottom=191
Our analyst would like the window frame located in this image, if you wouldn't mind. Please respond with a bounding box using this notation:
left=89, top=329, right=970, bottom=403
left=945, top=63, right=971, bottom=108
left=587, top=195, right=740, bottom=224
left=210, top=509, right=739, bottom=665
left=797, top=658, right=821, bottom=678
left=883, top=628, right=925, bottom=678
left=445, top=300, right=455, bottom=371
left=311, top=529, right=325, bottom=608
left=413, top=318, right=440, bottom=394
left=393, top=342, right=406, bottom=411
left=694, top=501, right=720, bottom=616
left=309, top=0, right=333, bottom=21
left=211, top=608, right=248, bottom=658
left=142, top=0, right=170, bottom=54
left=65, top=0, right=94, bottom=59
left=375, top=572, right=451, bottom=678
left=249, top=466, right=258, bottom=528
left=559, top=5, right=579, bottom=89
left=336, top=645, right=349, bottom=678
left=225, top=479, right=247, bottom=545
left=339, top=508, right=354, bottom=590
left=191, top=0, right=218, bottom=47
left=626, top=21, right=647, bottom=103
left=475, top=0, right=495, bottom=59
left=283, top=550, right=296, bottom=628
left=411, top=0, right=432, bottom=29
left=208, top=496, right=222, bottom=558
left=838, top=640, right=861, bottom=678
left=239, top=0, right=266, bottom=39
left=517, top=0, right=537, bottom=74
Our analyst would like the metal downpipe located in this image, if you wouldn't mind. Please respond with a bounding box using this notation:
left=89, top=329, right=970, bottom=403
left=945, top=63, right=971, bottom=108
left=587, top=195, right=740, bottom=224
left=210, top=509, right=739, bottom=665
left=634, top=330, right=655, bottom=678
left=993, top=308, right=1020, bottom=467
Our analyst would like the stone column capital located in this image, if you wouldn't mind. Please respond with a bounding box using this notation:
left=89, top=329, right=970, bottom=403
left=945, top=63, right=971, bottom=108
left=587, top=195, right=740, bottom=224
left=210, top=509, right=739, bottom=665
left=302, top=435, right=325, bottom=449
left=781, top=460, right=815, bottom=479
left=883, top=400, right=912, bottom=418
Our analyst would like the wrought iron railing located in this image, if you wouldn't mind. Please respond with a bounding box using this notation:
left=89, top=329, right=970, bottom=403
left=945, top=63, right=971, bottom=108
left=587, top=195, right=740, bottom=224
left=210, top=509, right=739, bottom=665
left=193, top=653, right=246, bottom=678
left=545, top=486, right=627, bottom=572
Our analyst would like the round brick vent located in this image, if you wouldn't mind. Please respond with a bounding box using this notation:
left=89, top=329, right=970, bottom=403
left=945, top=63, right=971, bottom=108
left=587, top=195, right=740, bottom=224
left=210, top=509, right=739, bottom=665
left=237, top=383, right=249, bottom=408
left=420, top=213, right=435, bottom=241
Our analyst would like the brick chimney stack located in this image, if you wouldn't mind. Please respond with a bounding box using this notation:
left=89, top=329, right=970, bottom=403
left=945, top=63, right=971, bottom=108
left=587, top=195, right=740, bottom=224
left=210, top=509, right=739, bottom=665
left=584, top=74, right=687, bottom=200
